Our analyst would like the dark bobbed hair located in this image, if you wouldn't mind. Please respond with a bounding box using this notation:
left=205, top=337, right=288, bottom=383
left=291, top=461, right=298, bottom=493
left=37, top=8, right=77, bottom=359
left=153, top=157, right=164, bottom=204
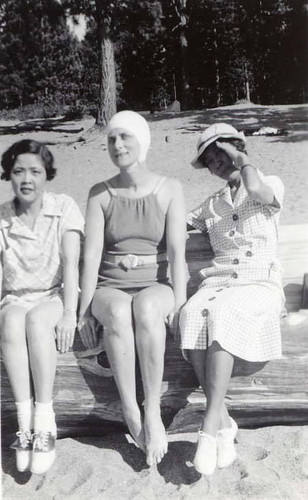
left=1, top=139, right=56, bottom=181
left=199, top=138, right=248, bottom=168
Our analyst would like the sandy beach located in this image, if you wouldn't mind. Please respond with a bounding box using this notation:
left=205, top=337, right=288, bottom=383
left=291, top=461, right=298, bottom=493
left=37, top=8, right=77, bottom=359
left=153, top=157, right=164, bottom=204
left=1, top=103, right=308, bottom=224
left=2, top=426, right=308, bottom=500
left=1, top=103, right=308, bottom=499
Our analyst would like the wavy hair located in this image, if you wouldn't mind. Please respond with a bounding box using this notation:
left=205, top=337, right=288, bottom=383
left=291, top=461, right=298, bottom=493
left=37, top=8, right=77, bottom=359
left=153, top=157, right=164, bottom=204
left=1, top=139, right=56, bottom=181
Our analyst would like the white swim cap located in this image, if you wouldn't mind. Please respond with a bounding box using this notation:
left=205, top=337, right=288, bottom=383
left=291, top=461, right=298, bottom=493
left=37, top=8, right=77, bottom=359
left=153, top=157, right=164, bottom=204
left=106, top=110, right=151, bottom=163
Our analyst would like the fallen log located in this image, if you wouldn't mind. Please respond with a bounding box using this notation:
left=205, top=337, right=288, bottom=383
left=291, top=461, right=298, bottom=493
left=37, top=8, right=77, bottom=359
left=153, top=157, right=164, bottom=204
left=0, top=123, right=84, bottom=135
left=1, top=224, right=308, bottom=439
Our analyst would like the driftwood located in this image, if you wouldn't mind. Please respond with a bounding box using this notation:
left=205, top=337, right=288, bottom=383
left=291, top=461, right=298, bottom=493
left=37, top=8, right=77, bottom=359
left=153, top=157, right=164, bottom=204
left=1, top=224, right=308, bottom=438
left=0, top=121, right=84, bottom=136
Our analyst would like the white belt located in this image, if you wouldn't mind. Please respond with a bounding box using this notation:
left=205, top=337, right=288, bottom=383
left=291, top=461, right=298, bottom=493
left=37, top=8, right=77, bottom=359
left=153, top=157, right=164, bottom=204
left=104, top=253, right=167, bottom=270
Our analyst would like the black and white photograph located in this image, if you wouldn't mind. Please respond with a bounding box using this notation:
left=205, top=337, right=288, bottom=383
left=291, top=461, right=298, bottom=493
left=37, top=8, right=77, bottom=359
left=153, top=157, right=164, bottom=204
left=1, top=1, right=308, bottom=499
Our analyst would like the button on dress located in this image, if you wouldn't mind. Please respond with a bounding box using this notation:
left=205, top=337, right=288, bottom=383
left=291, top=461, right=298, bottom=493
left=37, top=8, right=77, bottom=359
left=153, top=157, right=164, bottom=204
left=180, top=172, right=285, bottom=362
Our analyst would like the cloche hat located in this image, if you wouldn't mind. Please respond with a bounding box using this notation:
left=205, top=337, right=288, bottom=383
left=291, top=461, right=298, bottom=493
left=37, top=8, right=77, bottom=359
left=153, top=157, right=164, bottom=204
left=191, top=123, right=246, bottom=168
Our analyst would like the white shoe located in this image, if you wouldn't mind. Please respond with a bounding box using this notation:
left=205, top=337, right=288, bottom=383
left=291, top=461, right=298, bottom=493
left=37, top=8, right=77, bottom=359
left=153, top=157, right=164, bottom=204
left=10, top=430, right=33, bottom=472
left=31, top=431, right=56, bottom=474
left=216, top=417, right=238, bottom=469
left=193, top=431, right=217, bottom=475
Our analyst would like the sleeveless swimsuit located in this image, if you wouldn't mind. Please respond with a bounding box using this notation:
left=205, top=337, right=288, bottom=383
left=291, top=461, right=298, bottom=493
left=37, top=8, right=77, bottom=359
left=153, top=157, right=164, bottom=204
left=97, top=177, right=170, bottom=290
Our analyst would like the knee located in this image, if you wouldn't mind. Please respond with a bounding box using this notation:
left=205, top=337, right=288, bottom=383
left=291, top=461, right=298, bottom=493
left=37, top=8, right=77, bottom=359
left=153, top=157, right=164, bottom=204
left=0, top=309, right=26, bottom=344
left=133, top=296, right=162, bottom=330
left=25, top=309, right=47, bottom=338
left=103, top=302, right=132, bottom=335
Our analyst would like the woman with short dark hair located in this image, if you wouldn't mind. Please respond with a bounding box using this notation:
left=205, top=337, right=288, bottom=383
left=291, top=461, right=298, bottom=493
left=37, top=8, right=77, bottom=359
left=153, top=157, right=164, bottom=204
left=180, top=123, right=285, bottom=475
left=1, top=139, right=56, bottom=180
left=0, top=139, right=84, bottom=474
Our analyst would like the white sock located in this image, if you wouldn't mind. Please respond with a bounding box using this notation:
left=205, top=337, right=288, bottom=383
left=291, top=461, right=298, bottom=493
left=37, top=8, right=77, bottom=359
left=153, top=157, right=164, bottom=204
left=15, top=398, right=34, bottom=432
left=34, top=401, right=57, bottom=435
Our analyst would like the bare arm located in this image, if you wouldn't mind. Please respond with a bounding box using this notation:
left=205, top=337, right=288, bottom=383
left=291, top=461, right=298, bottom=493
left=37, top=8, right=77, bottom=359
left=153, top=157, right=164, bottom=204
left=0, top=256, right=3, bottom=301
left=56, top=230, right=81, bottom=353
left=240, top=163, right=278, bottom=206
left=217, top=142, right=279, bottom=207
left=165, top=179, right=187, bottom=332
left=78, top=186, right=105, bottom=348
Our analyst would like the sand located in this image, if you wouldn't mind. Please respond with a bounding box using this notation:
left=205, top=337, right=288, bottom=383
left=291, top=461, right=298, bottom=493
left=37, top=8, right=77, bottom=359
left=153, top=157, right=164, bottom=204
left=1, top=103, right=308, bottom=223
left=2, top=427, right=308, bottom=499
left=1, top=103, right=308, bottom=499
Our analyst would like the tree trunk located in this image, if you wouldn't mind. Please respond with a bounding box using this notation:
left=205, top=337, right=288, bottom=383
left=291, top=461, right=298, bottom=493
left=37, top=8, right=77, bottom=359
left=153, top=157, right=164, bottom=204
left=244, top=62, right=250, bottom=102
left=179, top=29, right=189, bottom=110
left=173, top=0, right=190, bottom=110
left=95, top=2, right=117, bottom=126
left=213, top=27, right=221, bottom=107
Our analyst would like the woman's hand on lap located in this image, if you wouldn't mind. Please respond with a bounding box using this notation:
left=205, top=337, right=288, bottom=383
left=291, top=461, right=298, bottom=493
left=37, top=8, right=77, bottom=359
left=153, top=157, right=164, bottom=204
left=167, top=308, right=181, bottom=343
left=56, top=310, right=77, bottom=354
left=77, top=312, right=99, bottom=350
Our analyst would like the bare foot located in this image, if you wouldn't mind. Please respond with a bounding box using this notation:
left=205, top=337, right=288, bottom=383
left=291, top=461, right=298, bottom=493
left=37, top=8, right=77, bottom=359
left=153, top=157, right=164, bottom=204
left=124, top=410, right=146, bottom=452
left=144, top=412, right=168, bottom=466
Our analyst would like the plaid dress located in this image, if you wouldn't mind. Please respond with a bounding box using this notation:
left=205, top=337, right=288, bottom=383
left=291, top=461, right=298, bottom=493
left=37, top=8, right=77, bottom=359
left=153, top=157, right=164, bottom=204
left=180, top=172, right=285, bottom=361
left=0, top=192, right=84, bottom=310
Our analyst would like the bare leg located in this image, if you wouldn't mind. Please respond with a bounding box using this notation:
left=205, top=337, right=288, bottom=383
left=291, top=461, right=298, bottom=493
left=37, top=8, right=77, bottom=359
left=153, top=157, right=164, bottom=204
left=0, top=305, right=32, bottom=402
left=133, top=284, right=174, bottom=466
left=189, top=349, right=232, bottom=430
left=199, top=342, right=234, bottom=436
left=91, top=288, right=145, bottom=451
left=1, top=305, right=34, bottom=472
left=26, top=300, right=63, bottom=403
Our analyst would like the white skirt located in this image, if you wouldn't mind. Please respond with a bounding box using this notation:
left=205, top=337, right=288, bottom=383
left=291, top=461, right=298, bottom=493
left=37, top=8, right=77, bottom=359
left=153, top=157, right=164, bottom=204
left=0, top=287, right=63, bottom=312
left=180, top=282, right=283, bottom=362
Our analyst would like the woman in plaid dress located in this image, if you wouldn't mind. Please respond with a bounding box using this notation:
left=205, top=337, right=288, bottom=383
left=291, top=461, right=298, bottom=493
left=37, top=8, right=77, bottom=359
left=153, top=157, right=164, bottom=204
left=179, top=123, right=284, bottom=475
left=0, top=140, right=84, bottom=474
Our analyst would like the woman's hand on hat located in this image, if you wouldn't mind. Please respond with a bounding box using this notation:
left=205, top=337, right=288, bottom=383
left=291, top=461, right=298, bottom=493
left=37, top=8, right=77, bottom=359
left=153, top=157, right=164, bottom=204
left=216, top=142, right=248, bottom=169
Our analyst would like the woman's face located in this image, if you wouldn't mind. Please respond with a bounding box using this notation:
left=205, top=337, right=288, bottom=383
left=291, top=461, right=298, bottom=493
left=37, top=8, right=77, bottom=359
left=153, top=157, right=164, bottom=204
left=10, top=153, right=47, bottom=204
left=108, top=128, right=141, bottom=169
left=202, top=143, right=239, bottom=182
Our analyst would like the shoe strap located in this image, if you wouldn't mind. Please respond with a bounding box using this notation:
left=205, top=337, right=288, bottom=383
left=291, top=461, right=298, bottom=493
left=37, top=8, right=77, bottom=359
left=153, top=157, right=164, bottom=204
left=11, top=430, right=33, bottom=450
left=33, top=431, right=56, bottom=452
left=198, top=430, right=216, bottom=442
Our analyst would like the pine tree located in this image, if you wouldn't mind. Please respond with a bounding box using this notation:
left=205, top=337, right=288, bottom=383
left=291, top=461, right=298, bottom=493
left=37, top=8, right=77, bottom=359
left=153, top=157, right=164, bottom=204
left=0, top=0, right=83, bottom=111
left=63, top=0, right=162, bottom=124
